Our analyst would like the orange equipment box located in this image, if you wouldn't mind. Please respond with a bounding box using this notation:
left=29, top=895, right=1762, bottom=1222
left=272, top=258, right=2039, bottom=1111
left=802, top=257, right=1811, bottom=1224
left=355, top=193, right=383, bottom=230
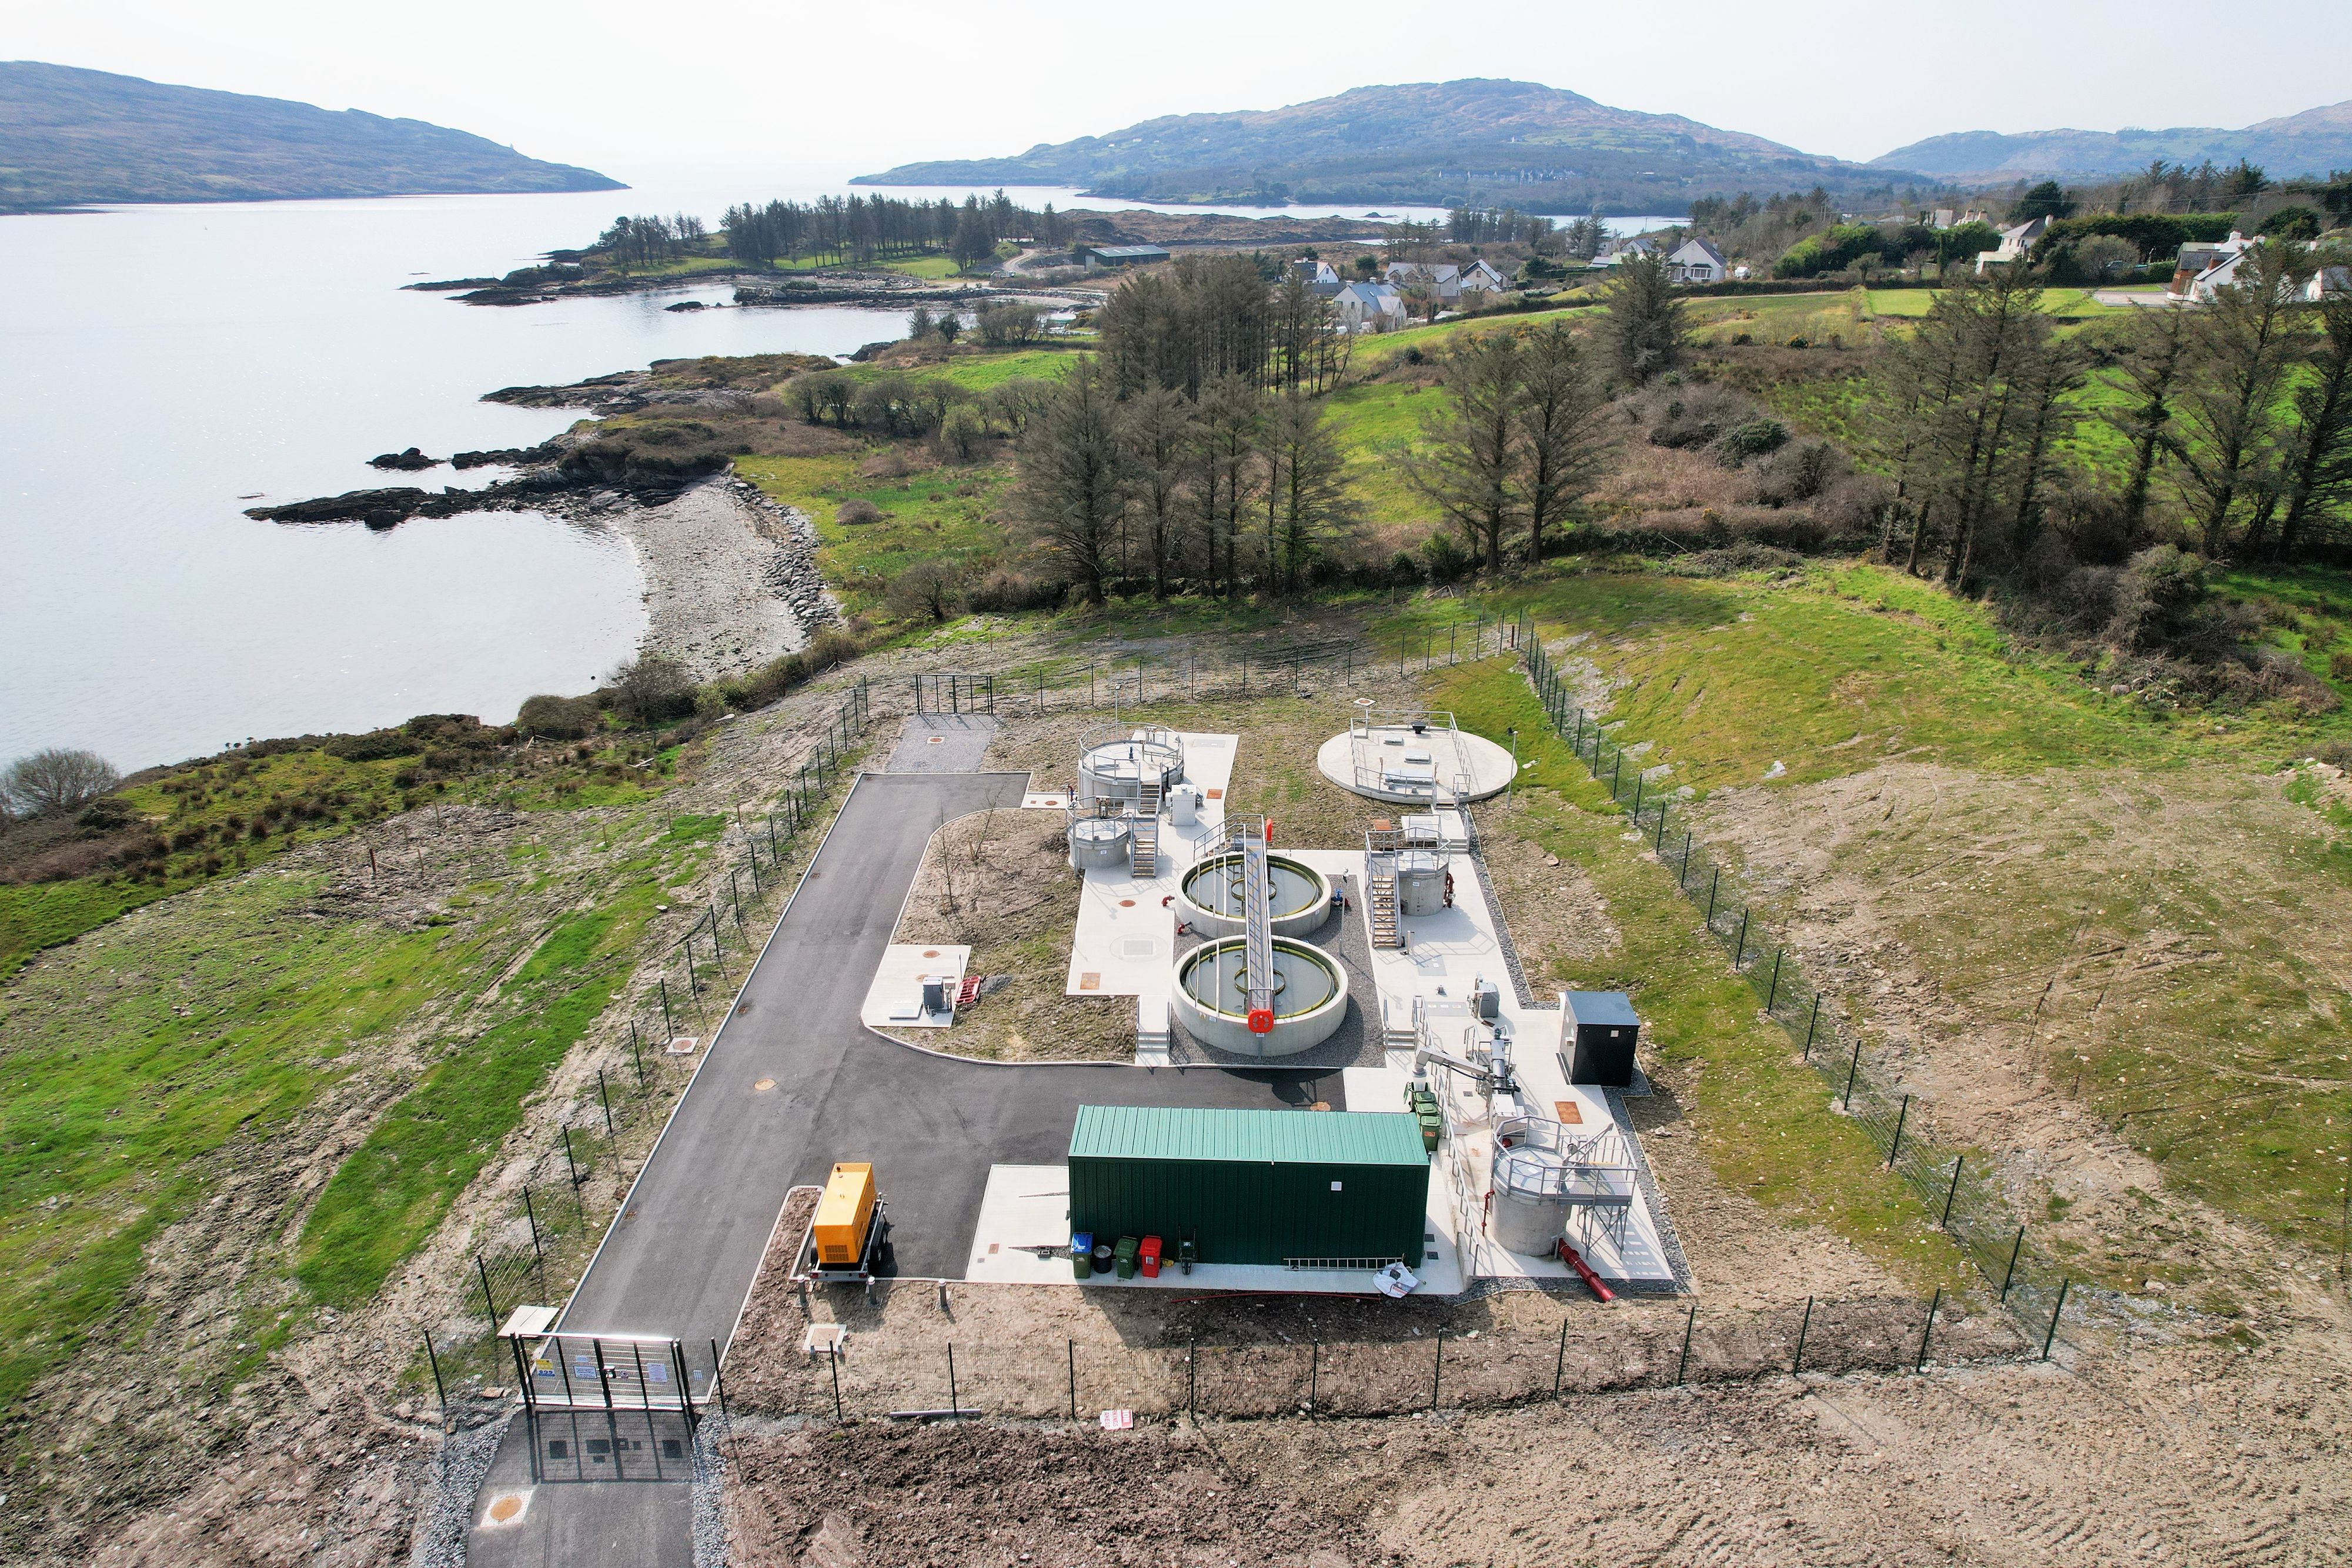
left=813, top=1163, right=878, bottom=1266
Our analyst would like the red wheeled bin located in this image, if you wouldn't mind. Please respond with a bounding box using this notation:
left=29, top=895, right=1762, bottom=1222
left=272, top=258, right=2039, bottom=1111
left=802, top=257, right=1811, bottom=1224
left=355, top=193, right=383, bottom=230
left=1138, top=1235, right=1164, bottom=1278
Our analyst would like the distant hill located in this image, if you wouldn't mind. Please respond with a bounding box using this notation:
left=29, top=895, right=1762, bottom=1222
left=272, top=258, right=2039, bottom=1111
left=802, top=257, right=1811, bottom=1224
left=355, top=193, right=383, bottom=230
left=0, top=61, right=623, bottom=212
left=856, top=78, right=1926, bottom=215
left=1872, top=101, right=2352, bottom=183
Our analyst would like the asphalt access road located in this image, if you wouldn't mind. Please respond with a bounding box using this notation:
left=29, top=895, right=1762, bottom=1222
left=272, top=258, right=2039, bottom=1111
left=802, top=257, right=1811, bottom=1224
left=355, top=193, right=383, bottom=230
left=469, top=771, right=1344, bottom=1567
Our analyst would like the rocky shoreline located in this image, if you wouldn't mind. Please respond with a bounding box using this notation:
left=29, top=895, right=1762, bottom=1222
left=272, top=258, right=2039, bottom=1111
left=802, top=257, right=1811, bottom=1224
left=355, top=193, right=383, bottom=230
left=553, top=474, right=837, bottom=679
left=245, top=361, right=840, bottom=680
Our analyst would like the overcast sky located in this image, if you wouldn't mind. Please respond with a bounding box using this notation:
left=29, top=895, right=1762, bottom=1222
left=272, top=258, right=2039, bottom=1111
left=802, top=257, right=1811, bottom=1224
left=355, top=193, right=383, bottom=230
left=15, top=0, right=2350, bottom=175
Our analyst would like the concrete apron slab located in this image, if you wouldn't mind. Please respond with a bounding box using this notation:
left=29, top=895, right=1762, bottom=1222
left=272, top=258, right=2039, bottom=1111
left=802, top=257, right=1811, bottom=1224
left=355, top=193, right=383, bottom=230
left=963, top=1162, right=1464, bottom=1296
left=861, top=943, right=970, bottom=1031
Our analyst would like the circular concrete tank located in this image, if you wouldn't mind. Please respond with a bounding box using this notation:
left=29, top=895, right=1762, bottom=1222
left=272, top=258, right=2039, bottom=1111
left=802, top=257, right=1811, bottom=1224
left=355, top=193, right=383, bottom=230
left=1396, top=851, right=1448, bottom=917
left=1077, top=726, right=1184, bottom=808
left=1068, top=814, right=1132, bottom=872
left=1171, top=936, right=1348, bottom=1058
left=1173, top=852, right=1332, bottom=938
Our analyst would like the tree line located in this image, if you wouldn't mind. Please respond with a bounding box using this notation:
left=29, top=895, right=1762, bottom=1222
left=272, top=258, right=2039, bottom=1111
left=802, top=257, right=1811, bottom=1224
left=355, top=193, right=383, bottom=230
left=718, top=190, right=1077, bottom=269
left=593, top=212, right=708, bottom=270
left=1872, top=245, right=2352, bottom=591
left=1095, top=253, right=1355, bottom=399
left=1013, top=260, right=1374, bottom=603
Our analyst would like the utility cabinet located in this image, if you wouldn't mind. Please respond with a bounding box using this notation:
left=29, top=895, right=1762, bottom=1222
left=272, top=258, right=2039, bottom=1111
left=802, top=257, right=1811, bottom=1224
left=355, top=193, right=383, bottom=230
left=1560, top=991, right=1642, bottom=1088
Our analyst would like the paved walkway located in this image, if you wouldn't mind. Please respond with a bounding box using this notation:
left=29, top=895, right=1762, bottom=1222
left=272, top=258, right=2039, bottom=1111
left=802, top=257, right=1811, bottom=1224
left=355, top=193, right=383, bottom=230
left=467, top=770, right=1340, bottom=1567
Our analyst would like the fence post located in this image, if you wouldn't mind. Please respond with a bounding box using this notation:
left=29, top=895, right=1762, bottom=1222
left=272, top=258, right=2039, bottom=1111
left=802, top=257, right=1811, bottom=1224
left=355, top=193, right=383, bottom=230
left=1631, top=774, right=1643, bottom=818
left=1705, top=871, right=1720, bottom=929
left=1733, top=910, right=1749, bottom=968
left=1188, top=1338, right=1197, bottom=1415
left=1765, top=950, right=1783, bottom=1009
left=1915, top=1288, right=1941, bottom=1372
left=597, top=1071, right=616, bottom=1138
left=523, top=1187, right=544, bottom=1264
left=1553, top=1318, right=1568, bottom=1396
left=1802, top=997, right=1821, bottom=1060
left=1886, top=1095, right=1911, bottom=1168
left=2000, top=1227, right=2026, bottom=1302
left=1940, top=1156, right=1965, bottom=1228
left=422, top=1327, right=450, bottom=1419
left=1067, top=1339, right=1076, bottom=1420
left=2041, top=1278, right=2070, bottom=1359
left=1674, top=1305, right=1696, bottom=1386
left=659, top=979, right=674, bottom=1038
left=829, top=1342, right=843, bottom=1421
left=1679, top=833, right=1693, bottom=889
left=629, top=1021, right=647, bottom=1089
left=1655, top=801, right=1669, bottom=852
left=563, top=1126, right=584, bottom=1189
left=1843, top=1038, right=1864, bottom=1109
left=1792, top=1296, right=1813, bottom=1376
left=476, top=1254, right=499, bottom=1338
left=1431, top=1328, right=1445, bottom=1410
left=1609, top=755, right=1621, bottom=798
left=948, top=1343, right=958, bottom=1415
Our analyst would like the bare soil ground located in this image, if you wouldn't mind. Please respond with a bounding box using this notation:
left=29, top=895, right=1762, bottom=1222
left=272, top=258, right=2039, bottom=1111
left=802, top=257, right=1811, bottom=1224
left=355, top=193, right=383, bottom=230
left=890, top=807, right=1128, bottom=1062
left=720, top=1318, right=2351, bottom=1568
left=1687, top=760, right=2352, bottom=1313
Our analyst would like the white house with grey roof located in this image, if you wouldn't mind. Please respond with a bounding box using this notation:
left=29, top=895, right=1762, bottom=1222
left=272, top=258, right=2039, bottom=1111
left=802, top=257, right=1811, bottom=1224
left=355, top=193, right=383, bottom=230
left=1333, top=280, right=1409, bottom=333
left=1458, top=259, right=1509, bottom=294
left=1666, top=238, right=1730, bottom=283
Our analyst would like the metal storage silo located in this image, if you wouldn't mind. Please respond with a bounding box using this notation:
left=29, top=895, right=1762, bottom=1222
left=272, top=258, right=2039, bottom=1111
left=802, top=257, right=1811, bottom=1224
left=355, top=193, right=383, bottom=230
left=1068, top=814, right=1132, bottom=871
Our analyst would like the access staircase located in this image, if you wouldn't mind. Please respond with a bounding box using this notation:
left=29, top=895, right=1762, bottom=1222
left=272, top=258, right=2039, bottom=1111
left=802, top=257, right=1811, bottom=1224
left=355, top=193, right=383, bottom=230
left=1135, top=995, right=1171, bottom=1065
left=1364, top=826, right=1404, bottom=949
left=1131, top=780, right=1162, bottom=878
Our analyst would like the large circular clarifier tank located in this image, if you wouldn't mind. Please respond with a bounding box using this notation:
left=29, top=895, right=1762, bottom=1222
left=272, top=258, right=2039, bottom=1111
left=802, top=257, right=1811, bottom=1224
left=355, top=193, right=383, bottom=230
left=1077, top=726, right=1184, bottom=807
left=1171, top=937, right=1348, bottom=1057
left=1174, top=852, right=1332, bottom=938
left=1068, top=814, right=1132, bottom=871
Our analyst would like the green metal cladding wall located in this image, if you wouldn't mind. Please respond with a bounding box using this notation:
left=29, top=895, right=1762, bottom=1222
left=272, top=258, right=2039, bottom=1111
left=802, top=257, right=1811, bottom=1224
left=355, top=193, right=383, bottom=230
left=1067, top=1106, right=1429, bottom=1266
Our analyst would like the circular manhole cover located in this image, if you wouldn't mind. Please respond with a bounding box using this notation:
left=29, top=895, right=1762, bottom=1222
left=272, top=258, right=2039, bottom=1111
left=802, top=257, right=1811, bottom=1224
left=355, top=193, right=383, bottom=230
left=754, top=1078, right=776, bottom=1092
left=923, top=949, right=941, bottom=958
left=1118, top=898, right=1135, bottom=908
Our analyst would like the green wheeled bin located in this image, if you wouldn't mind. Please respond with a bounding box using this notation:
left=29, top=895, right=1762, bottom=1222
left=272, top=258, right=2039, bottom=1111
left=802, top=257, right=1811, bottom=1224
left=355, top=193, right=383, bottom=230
left=1114, top=1235, right=1140, bottom=1280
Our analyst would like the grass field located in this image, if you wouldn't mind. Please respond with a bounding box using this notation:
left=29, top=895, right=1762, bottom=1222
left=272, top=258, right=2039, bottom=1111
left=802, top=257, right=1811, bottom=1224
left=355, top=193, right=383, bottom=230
left=0, top=865, right=481, bottom=1412
left=736, top=452, right=1015, bottom=610
left=1486, top=563, right=2352, bottom=1286
left=293, top=875, right=667, bottom=1308
left=1, top=748, right=418, bottom=977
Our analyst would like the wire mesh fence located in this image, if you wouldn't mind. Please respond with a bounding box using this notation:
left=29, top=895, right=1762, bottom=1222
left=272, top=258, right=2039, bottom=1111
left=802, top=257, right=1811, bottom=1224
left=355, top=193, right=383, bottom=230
left=415, top=684, right=877, bottom=1415
left=729, top=1292, right=2026, bottom=1424
left=897, top=616, right=1524, bottom=718
left=1518, top=613, right=2074, bottom=1348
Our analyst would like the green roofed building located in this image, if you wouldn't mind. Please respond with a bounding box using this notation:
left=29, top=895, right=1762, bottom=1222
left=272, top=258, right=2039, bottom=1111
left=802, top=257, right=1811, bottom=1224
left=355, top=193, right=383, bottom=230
left=1068, top=1105, right=1430, bottom=1268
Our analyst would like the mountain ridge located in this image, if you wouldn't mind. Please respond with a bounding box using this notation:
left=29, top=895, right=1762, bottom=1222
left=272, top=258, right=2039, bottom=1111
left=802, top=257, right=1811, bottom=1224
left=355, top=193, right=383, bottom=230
left=1871, top=101, right=2352, bottom=182
left=0, top=61, right=623, bottom=212
left=856, top=78, right=1926, bottom=215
